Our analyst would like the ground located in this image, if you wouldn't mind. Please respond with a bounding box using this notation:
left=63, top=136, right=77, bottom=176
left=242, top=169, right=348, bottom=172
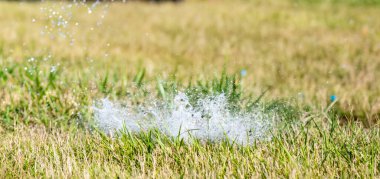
left=0, top=0, right=379, bottom=178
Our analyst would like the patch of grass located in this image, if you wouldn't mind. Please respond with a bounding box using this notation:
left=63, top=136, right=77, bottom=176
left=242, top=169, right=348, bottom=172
left=0, top=0, right=379, bottom=177
left=1, top=118, right=379, bottom=178
left=293, top=0, right=380, bottom=5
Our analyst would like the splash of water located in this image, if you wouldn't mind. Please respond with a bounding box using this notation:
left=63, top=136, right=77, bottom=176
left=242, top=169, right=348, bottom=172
left=93, top=92, right=277, bottom=144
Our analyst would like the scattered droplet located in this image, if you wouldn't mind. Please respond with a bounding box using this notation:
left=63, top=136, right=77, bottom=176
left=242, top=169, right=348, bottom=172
left=50, top=66, right=57, bottom=73
left=240, top=69, right=247, bottom=77
left=28, top=57, right=35, bottom=62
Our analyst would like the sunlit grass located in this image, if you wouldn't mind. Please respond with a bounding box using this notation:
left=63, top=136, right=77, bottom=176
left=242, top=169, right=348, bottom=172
left=0, top=0, right=379, bottom=177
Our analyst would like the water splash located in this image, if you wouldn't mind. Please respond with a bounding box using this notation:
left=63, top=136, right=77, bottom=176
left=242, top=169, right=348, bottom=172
left=93, top=92, right=277, bottom=144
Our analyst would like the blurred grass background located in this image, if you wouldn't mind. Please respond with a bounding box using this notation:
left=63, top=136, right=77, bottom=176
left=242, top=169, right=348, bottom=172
left=1, top=0, right=379, bottom=125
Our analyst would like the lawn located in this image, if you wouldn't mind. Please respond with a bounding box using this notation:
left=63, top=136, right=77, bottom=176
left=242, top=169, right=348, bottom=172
left=0, top=0, right=379, bottom=177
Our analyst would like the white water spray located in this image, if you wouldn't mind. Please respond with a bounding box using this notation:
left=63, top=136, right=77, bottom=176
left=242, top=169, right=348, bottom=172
left=93, top=92, right=278, bottom=144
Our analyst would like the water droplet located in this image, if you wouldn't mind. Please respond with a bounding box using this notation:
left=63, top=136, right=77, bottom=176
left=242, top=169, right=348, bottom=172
left=28, top=57, right=35, bottom=62
left=50, top=66, right=57, bottom=73
left=240, top=69, right=247, bottom=77
left=330, top=95, right=337, bottom=102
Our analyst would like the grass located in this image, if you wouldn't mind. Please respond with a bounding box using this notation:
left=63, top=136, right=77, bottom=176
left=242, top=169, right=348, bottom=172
left=293, top=0, right=380, bottom=6
left=1, top=118, right=379, bottom=177
left=0, top=0, right=380, bottom=177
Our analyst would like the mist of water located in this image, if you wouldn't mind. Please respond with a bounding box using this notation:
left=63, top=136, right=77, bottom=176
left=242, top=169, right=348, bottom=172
left=93, top=92, right=278, bottom=144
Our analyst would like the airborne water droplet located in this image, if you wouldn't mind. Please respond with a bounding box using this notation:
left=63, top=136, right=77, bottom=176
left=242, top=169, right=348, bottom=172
left=28, top=57, right=35, bottom=62
left=50, top=66, right=57, bottom=73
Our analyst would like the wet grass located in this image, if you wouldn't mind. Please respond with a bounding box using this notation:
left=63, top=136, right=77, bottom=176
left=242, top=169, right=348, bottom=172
left=0, top=0, right=380, bottom=177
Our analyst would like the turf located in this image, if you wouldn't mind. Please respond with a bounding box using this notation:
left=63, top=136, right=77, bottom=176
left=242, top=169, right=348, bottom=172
left=0, top=0, right=379, bottom=177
